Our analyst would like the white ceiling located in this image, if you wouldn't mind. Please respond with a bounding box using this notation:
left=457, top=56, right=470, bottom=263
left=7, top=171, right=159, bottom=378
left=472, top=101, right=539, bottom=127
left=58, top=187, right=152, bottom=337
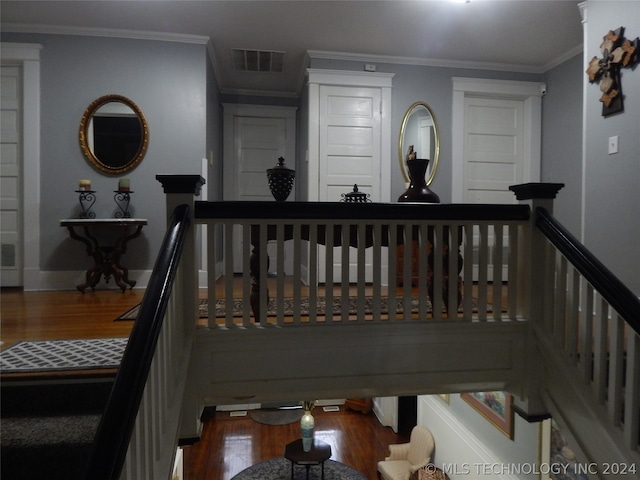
left=1, top=0, right=584, bottom=97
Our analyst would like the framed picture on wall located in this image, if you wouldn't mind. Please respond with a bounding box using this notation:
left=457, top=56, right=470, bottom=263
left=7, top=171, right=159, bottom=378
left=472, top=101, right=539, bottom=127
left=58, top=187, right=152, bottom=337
left=462, top=391, right=514, bottom=439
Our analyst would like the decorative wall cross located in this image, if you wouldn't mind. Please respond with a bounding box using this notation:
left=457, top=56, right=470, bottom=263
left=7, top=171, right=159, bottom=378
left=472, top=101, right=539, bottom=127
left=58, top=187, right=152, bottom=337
left=586, top=26, right=638, bottom=117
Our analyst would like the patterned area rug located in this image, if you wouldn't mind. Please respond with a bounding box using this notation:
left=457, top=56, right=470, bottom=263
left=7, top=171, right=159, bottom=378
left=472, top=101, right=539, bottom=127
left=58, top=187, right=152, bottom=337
left=117, top=296, right=477, bottom=320
left=0, top=338, right=128, bottom=373
left=232, top=457, right=366, bottom=480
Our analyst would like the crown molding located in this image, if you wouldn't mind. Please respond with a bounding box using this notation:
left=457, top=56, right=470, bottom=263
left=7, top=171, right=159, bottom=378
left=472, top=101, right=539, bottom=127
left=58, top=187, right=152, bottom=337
left=307, top=68, right=394, bottom=88
left=219, top=87, right=299, bottom=99
left=308, top=48, right=582, bottom=75
left=543, top=44, right=584, bottom=72
left=1, top=23, right=210, bottom=45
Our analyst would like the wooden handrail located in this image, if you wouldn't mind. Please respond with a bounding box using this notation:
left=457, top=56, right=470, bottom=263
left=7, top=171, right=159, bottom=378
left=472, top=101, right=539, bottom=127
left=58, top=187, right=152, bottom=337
left=194, top=201, right=530, bottom=221
left=82, top=204, right=191, bottom=480
left=536, top=206, right=640, bottom=331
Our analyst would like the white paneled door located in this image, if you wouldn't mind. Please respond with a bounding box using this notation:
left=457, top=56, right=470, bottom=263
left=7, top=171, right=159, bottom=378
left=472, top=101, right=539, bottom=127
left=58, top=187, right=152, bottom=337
left=463, top=96, right=525, bottom=281
left=222, top=104, right=297, bottom=274
left=463, top=97, right=525, bottom=204
left=232, top=116, right=288, bottom=201
left=318, top=85, right=381, bottom=202
left=318, top=85, right=382, bottom=283
left=1, top=66, right=23, bottom=287
left=453, top=78, right=544, bottom=282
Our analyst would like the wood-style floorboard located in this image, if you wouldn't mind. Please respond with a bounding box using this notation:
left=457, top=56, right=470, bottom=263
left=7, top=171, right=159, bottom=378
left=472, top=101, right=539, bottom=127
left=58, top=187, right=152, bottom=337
left=0, top=288, right=142, bottom=349
left=183, top=406, right=409, bottom=480
left=0, top=286, right=409, bottom=480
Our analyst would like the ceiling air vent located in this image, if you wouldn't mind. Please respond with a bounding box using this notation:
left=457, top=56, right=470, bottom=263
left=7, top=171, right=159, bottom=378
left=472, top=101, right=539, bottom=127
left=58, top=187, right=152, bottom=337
left=232, top=49, right=284, bottom=73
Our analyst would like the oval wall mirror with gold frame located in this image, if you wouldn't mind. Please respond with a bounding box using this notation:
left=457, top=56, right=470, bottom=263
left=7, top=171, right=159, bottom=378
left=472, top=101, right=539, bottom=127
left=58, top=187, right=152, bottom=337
left=79, top=94, right=149, bottom=175
left=398, top=101, right=440, bottom=185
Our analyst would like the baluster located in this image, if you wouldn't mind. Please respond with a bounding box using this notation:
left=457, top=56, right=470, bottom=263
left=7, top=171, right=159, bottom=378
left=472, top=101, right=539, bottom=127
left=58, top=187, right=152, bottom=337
left=608, top=314, right=624, bottom=426
left=292, top=222, right=302, bottom=325
left=275, top=223, right=285, bottom=326
left=340, top=222, right=350, bottom=322
left=477, top=223, right=489, bottom=320
left=447, top=224, right=461, bottom=318
left=224, top=222, right=235, bottom=327
left=593, top=296, right=608, bottom=403
left=566, top=266, right=580, bottom=364
left=357, top=222, right=367, bottom=322
left=325, top=223, right=334, bottom=323
left=387, top=222, right=398, bottom=321
left=371, top=222, right=383, bottom=322
left=492, top=224, right=504, bottom=322
left=417, top=222, right=429, bottom=321
left=507, top=223, right=519, bottom=320
left=623, top=330, right=640, bottom=449
left=259, top=223, right=268, bottom=326
left=308, top=223, right=318, bottom=324
left=210, top=220, right=220, bottom=329
left=242, top=224, right=252, bottom=326
left=555, top=255, right=568, bottom=345
left=462, top=224, right=474, bottom=318
left=432, top=223, right=444, bottom=319
left=402, top=221, right=413, bottom=320
left=580, top=282, right=594, bottom=383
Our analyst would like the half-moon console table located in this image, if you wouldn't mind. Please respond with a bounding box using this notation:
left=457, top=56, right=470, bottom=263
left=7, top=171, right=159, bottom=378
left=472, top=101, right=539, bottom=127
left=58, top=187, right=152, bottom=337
left=60, top=218, right=147, bottom=293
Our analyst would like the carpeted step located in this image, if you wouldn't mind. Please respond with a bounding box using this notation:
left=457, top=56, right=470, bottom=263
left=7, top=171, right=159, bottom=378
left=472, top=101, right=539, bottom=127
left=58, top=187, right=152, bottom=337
left=1, top=380, right=113, bottom=416
left=1, top=380, right=112, bottom=480
left=1, top=415, right=100, bottom=480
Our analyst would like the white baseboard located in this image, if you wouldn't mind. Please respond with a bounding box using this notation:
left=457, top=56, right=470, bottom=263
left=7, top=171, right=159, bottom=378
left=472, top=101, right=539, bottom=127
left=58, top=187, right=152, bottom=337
left=24, top=269, right=209, bottom=291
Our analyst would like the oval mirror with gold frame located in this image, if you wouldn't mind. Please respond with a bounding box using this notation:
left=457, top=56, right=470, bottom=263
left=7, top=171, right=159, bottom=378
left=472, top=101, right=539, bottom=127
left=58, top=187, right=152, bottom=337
left=398, top=101, right=440, bottom=185
left=79, top=94, right=149, bottom=175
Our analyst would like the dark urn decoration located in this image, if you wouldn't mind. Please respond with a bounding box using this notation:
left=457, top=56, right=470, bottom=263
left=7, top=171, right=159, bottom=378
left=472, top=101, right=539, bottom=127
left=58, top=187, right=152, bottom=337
left=397, top=146, right=440, bottom=203
left=267, top=157, right=295, bottom=201
left=341, top=184, right=371, bottom=203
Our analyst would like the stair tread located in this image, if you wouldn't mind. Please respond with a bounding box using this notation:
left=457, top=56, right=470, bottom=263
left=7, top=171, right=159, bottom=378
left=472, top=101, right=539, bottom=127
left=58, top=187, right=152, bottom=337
left=1, top=414, right=101, bottom=446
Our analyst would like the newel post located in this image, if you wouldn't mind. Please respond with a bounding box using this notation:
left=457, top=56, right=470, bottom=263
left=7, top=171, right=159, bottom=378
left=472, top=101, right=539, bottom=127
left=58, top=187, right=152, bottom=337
left=509, top=182, right=564, bottom=420
left=509, top=182, right=564, bottom=322
left=156, top=174, right=205, bottom=441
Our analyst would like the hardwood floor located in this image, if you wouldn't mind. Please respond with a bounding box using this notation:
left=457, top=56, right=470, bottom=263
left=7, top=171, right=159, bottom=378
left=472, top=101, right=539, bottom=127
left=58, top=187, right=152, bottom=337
left=183, top=405, right=409, bottom=480
left=0, top=288, right=142, bottom=350
left=1, top=287, right=409, bottom=480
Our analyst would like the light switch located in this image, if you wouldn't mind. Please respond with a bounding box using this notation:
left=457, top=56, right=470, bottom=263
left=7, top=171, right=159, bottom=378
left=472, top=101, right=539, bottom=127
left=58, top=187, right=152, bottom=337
left=608, top=135, right=619, bottom=154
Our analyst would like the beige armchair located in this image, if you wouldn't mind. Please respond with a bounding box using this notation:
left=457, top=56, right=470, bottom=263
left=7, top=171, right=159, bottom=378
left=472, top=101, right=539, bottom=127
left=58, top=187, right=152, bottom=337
left=377, top=425, right=435, bottom=480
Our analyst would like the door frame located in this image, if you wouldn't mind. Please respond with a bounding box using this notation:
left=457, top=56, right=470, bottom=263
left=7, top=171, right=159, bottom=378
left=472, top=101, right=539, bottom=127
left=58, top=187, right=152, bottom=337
left=451, top=77, right=545, bottom=203
left=1, top=43, right=41, bottom=290
left=222, top=104, right=297, bottom=201
left=307, top=69, right=394, bottom=203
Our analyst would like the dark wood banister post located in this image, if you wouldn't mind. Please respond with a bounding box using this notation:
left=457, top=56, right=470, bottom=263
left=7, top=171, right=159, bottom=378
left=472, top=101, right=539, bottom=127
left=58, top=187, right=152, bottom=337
left=156, top=174, right=206, bottom=442
left=508, top=182, right=564, bottom=422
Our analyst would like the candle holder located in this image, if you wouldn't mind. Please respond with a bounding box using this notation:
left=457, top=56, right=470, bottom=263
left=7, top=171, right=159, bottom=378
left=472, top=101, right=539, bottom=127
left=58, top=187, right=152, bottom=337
left=114, top=190, right=133, bottom=218
left=76, top=190, right=97, bottom=218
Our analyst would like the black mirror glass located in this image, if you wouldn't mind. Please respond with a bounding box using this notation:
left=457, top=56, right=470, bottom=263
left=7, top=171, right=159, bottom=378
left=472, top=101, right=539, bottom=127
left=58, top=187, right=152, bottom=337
left=79, top=95, right=148, bottom=175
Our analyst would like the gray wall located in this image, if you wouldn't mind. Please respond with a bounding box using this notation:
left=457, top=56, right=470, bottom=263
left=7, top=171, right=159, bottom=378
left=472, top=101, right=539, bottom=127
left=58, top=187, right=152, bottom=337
left=307, top=57, right=543, bottom=203
left=541, top=53, right=584, bottom=239
left=2, top=32, right=209, bottom=274
left=583, top=1, right=640, bottom=294
left=206, top=45, right=223, bottom=201
left=5, top=0, right=638, bottom=294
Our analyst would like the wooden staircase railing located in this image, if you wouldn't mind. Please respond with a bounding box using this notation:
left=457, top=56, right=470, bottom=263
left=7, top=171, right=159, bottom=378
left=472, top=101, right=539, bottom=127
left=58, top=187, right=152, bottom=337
left=91, top=177, right=638, bottom=479
left=534, top=205, right=640, bottom=457
left=82, top=202, right=196, bottom=480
